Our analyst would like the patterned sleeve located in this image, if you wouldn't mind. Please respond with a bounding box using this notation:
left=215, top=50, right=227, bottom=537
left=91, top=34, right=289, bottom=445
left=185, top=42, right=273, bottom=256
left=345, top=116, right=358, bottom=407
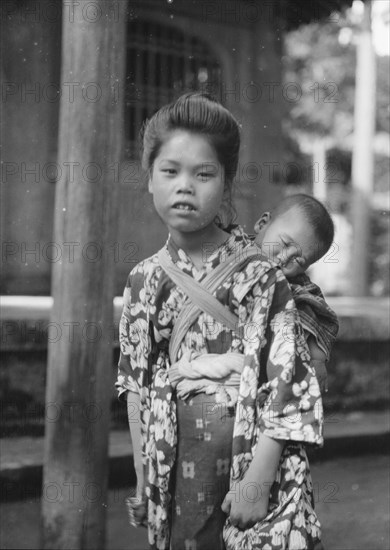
left=115, top=275, right=139, bottom=400
left=241, top=267, right=323, bottom=447
left=115, top=265, right=153, bottom=401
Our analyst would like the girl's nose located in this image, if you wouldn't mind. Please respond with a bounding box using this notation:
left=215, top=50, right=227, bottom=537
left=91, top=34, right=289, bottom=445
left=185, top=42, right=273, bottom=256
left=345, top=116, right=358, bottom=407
left=177, top=175, right=194, bottom=194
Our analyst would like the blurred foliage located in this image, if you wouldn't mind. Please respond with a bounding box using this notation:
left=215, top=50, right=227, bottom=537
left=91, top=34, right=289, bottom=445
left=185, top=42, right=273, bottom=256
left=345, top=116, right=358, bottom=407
left=280, top=0, right=354, bottom=31
left=283, top=9, right=390, bottom=138
left=370, top=210, right=390, bottom=296
left=282, top=5, right=390, bottom=296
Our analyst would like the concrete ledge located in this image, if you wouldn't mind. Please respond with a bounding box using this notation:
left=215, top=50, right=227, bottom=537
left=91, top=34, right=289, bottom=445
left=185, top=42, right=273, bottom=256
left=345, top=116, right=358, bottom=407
left=1, top=296, right=389, bottom=351
left=1, top=410, right=389, bottom=501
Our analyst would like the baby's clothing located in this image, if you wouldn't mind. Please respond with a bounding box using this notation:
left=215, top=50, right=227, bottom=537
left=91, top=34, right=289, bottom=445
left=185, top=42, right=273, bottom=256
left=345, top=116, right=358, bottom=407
left=288, top=272, right=339, bottom=361
left=169, top=351, right=243, bottom=406
left=169, top=274, right=339, bottom=401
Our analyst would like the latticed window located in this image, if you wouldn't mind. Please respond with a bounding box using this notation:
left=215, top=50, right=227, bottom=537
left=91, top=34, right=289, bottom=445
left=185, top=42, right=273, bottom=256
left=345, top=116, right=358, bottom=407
left=124, top=20, right=222, bottom=158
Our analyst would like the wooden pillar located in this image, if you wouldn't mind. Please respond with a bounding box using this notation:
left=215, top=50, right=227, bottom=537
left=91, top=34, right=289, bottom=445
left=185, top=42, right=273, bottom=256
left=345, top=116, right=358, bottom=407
left=41, top=1, right=127, bottom=548
left=350, top=0, right=376, bottom=296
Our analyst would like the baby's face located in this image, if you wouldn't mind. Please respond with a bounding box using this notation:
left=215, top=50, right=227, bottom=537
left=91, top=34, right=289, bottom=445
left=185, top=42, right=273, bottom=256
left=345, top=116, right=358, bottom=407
left=254, top=207, right=319, bottom=278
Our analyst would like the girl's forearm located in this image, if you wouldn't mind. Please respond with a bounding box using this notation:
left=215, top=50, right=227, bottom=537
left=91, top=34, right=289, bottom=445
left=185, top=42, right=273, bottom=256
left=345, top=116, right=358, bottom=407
left=222, top=432, right=284, bottom=525
left=126, top=391, right=144, bottom=498
left=244, top=432, right=284, bottom=491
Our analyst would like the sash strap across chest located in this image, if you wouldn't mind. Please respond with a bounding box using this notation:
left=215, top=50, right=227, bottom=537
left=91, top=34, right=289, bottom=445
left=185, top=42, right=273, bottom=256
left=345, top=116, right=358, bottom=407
left=157, top=246, right=262, bottom=363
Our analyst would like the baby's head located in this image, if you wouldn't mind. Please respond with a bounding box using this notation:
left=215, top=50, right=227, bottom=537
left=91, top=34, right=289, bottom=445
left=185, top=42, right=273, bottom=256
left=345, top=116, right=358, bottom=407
left=254, top=194, right=334, bottom=278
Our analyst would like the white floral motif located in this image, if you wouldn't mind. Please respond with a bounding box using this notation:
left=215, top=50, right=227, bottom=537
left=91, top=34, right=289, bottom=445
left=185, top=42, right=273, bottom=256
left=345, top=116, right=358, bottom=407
left=239, top=365, right=258, bottom=399
left=158, top=303, right=173, bottom=327
left=270, top=519, right=291, bottom=546
left=307, top=373, right=321, bottom=398
left=289, top=529, right=306, bottom=549
left=293, top=509, right=306, bottom=529
left=156, top=451, right=170, bottom=477
left=281, top=410, right=302, bottom=436
left=269, top=308, right=296, bottom=370
left=117, top=374, right=125, bottom=387
left=182, top=461, right=195, bottom=479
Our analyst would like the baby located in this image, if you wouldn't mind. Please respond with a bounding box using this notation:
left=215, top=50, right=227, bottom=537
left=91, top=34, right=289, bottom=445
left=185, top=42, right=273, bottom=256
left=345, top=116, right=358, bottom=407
left=253, top=193, right=339, bottom=387
left=254, top=193, right=334, bottom=279
left=170, top=193, right=339, bottom=400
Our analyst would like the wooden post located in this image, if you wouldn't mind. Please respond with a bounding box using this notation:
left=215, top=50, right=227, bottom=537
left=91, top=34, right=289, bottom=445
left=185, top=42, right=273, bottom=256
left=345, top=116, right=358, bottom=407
left=350, top=0, right=376, bottom=296
left=41, top=1, right=127, bottom=548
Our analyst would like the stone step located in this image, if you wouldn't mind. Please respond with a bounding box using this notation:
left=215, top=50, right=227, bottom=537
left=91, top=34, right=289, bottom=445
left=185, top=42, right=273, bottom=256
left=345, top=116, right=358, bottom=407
left=1, top=410, right=389, bottom=501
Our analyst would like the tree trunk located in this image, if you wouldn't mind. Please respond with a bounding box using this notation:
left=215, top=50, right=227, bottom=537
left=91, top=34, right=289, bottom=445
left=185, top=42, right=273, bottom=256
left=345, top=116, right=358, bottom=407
left=41, top=1, right=127, bottom=548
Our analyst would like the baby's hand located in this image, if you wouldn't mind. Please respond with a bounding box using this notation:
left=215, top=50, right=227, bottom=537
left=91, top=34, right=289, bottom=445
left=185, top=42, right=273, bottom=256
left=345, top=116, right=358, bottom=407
left=221, top=480, right=269, bottom=529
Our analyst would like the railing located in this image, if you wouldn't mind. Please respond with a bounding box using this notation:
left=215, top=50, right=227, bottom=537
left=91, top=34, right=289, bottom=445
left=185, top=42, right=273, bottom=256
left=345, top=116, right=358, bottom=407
left=1, top=295, right=389, bottom=352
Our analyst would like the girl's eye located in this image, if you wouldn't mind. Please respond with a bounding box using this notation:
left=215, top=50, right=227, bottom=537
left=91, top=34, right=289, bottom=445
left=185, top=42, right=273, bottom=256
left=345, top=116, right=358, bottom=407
left=162, top=168, right=176, bottom=175
left=198, top=172, right=213, bottom=179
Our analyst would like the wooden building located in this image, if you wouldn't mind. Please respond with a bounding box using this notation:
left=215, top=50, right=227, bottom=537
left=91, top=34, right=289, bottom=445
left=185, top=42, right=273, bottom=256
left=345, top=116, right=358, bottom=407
left=2, top=0, right=354, bottom=296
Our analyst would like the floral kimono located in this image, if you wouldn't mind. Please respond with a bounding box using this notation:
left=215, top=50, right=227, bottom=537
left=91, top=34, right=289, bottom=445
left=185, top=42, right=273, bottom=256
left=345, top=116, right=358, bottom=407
left=116, top=226, right=324, bottom=550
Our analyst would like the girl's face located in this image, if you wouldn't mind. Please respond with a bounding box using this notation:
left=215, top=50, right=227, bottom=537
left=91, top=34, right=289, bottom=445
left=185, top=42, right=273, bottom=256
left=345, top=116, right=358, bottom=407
left=148, top=130, right=225, bottom=240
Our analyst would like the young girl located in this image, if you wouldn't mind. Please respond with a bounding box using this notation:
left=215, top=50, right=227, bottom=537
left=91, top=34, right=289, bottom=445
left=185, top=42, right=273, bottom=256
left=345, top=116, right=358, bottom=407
left=116, top=93, right=324, bottom=550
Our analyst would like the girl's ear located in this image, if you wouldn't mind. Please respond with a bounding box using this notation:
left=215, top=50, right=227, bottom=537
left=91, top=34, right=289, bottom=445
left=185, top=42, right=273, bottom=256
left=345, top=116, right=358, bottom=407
left=254, top=212, right=271, bottom=233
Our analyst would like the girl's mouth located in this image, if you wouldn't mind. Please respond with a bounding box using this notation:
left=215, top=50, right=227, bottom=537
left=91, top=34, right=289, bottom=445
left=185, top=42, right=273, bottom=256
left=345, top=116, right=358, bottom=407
left=173, top=203, right=195, bottom=211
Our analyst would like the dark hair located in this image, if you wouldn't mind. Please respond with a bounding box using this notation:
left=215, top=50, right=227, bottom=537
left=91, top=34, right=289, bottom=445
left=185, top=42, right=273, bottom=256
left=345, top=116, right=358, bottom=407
left=140, top=92, right=240, bottom=227
left=272, top=194, right=335, bottom=259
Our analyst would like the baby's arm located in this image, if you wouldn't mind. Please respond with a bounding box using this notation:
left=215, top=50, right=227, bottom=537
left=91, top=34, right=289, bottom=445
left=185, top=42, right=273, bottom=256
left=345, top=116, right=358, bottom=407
left=307, top=335, right=328, bottom=393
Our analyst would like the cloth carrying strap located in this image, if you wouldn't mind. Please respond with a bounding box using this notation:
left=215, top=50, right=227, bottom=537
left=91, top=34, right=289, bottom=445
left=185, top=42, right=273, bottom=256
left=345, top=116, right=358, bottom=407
left=158, top=246, right=261, bottom=363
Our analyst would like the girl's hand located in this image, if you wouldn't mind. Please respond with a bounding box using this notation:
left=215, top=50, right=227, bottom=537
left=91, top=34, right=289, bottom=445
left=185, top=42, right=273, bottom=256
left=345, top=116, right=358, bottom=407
left=221, top=480, right=270, bottom=529
left=125, top=491, right=147, bottom=528
left=221, top=434, right=283, bottom=529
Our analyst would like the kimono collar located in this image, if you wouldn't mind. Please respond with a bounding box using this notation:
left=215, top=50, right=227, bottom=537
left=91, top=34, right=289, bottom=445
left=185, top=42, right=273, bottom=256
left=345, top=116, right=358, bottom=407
left=164, top=225, right=252, bottom=275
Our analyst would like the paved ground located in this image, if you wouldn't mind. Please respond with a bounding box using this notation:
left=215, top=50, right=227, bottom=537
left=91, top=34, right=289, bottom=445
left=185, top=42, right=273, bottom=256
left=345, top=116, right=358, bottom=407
left=2, top=411, right=389, bottom=474
left=1, top=453, right=389, bottom=550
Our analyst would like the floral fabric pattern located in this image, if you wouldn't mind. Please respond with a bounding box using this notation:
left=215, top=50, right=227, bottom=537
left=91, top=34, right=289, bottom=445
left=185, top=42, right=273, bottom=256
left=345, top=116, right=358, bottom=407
left=116, top=226, right=324, bottom=550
